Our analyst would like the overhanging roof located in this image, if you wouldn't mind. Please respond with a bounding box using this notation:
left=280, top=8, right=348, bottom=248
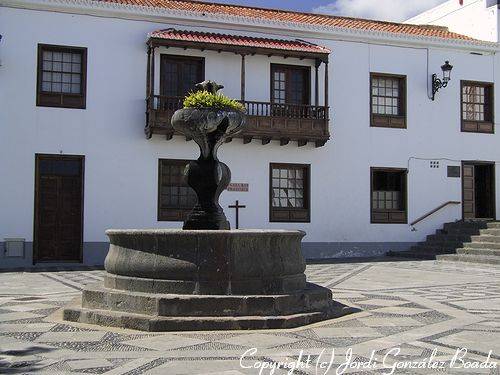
left=148, top=29, right=330, bottom=61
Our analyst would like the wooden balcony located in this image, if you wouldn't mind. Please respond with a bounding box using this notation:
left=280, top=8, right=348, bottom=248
left=145, top=95, right=330, bottom=147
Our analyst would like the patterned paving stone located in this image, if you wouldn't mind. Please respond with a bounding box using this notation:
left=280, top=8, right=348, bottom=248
left=0, top=260, right=498, bottom=374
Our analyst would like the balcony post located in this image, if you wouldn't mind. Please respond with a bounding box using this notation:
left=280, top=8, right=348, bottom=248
left=324, top=60, right=329, bottom=116
left=315, top=59, right=321, bottom=107
left=146, top=45, right=151, bottom=99
left=240, top=54, right=246, bottom=102
left=150, top=45, right=156, bottom=104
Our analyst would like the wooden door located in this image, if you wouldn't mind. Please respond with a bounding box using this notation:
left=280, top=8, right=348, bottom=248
left=160, top=55, right=204, bottom=97
left=462, top=163, right=475, bottom=219
left=34, top=155, right=84, bottom=262
left=271, top=64, right=310, bottom=105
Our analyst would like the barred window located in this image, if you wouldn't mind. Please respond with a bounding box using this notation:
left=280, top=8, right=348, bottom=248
left=158, top=159, right=197, bottom=221
left=41, top=50, right=82, bottom=94
left=270, top=163, right=310, bottom=222
left=461, top=81, right=494, bottom=133
left=371, top=76, right=402, bottom=115
left=371, top=168, right=407, bottom=224
left=37, top=44, right=87, bottom=109
left=462, top=84, right=491, bottom=122
left=370, top=74, right=406, bottom=128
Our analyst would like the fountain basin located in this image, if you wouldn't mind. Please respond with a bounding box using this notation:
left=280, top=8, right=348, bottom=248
left=104, top=229, right=306, bottom=295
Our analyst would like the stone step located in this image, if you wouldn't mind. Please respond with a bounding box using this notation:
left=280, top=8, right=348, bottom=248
left=63, top=301, right=356, bottom=332
left=436, top=254, right=500, bottom=265
left=386, top=251, right=436, bottom=260
left=469, top=235, right=500, bottom=243
left=456, top=248, right=500, bottom=256
left=441, top=228, right=482, bottom=235
left=486, top=222, right=500, bottom=229
left=463, top=241, right=500, bottom=250
left=410, top=244, right=460, bottom=253
left=443, top=221, right=489, bottom=231
left=426, top=234, right=472, bottom=243
left=81, top=282, right=333, bottom=318
left=479, top=228, right=500, bottom=236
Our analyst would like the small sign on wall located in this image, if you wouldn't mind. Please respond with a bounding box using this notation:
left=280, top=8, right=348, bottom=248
left=227, top=183, right=249, bottom=192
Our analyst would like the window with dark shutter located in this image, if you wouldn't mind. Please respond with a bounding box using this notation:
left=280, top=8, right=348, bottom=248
left=37, top=44, right=87, bottom=109
left=270, top=163, right=310, bottom=223
left=370, top=73, right=406, bottom=128
left=461, top=81, right=494, bottom=133
left=158, top=159, right=197, bottom=221
left=371, top=168, right=407, bottom=224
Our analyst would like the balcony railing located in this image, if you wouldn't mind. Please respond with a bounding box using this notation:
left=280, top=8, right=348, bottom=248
left=146, top=95, right=330, bottom=147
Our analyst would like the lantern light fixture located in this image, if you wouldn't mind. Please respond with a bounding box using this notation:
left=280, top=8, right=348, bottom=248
left=432, top=60, right=453, bottom=101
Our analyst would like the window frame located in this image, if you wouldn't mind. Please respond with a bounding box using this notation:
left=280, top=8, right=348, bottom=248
left=270, top=64, right=311, bottom=105
left=157, top=158, right=196, bottom=222
left=370, top=167, right=408, bottom=224
left=36, top=44, right=87, bottom=109
left=269, top=162, right=311, bottom=223
left=461, top=80, right=494, bottom=134
left=370, top=73, right=407, bottom=129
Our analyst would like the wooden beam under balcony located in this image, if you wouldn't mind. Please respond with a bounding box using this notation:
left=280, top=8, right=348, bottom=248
left=145, top=96, right=331, bottom=147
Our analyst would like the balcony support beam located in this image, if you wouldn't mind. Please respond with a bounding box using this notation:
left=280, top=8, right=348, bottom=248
left=324, top=60, right=329, bottom=112
left=315, top=59, right=321, bottom=107
left=150, top=46, right=156, bottom=101
left=241, top=54, right=246, bottom=102
left=146, top=46, right=151, bottom=98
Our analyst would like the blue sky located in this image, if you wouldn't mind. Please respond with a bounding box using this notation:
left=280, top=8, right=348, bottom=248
left=210, top=0, right=447, bottom=22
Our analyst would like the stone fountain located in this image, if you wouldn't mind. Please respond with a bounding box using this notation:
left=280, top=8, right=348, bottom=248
left=63, top=81, right=353, bottom=331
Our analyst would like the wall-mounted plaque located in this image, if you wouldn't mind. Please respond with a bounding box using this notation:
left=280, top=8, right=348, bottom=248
left=227, top=183, right=249, bottom=192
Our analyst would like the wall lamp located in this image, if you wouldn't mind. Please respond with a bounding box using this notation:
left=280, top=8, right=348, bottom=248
left=431, top=60, right=453, bottom=101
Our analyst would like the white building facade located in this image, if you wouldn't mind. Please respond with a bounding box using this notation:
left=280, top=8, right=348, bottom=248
left=0, top=0, right=499, bottom=268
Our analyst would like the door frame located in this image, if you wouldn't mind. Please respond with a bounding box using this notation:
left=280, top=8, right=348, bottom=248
left=461, top=160, right=496, bottom=220
left=33, top=154, right=85, bottom=264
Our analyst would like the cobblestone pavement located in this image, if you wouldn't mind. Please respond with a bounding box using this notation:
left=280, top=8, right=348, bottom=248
left=0, top=260, right=499, bottom=374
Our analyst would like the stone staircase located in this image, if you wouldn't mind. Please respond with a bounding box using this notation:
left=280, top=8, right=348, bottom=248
left=388, top=220, right=500, bottom=265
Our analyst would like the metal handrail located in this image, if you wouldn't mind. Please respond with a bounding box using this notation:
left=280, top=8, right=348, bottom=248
left=410, top=200, right=461, bottom=227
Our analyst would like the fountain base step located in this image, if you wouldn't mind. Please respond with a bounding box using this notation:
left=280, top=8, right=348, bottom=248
left=63, top=282, right=356, bottom=331
left=63, top=298, right=355, bottom=332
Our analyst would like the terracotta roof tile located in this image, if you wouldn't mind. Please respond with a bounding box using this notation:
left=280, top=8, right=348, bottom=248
left=149, top=29, right=331, bottom=54
left=96, top=0, right=476, bottom=41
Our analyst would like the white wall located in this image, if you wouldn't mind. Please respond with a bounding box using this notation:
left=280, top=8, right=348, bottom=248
left=1, top=7, right=499, bottom=258
left=407, top=0, right=499, bottom=43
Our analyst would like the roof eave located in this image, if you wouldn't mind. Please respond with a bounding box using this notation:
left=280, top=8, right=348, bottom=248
left=1, top=0, right=499, bottom=53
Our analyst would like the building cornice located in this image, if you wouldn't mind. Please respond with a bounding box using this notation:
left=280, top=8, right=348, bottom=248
left=1, top=0, right=499, bottom=53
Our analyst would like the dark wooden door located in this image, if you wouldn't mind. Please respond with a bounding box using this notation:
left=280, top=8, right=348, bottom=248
left=462, top=163, right=475, bottom=219
left=271, top=64, right=310, bottom=105
left=34, top=155, right=84, bottom=262
left=160, top=55, right=204, bottom=98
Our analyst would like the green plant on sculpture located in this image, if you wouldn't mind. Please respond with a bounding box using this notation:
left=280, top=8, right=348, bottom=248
left=183, top=90, right=245, bottom=112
